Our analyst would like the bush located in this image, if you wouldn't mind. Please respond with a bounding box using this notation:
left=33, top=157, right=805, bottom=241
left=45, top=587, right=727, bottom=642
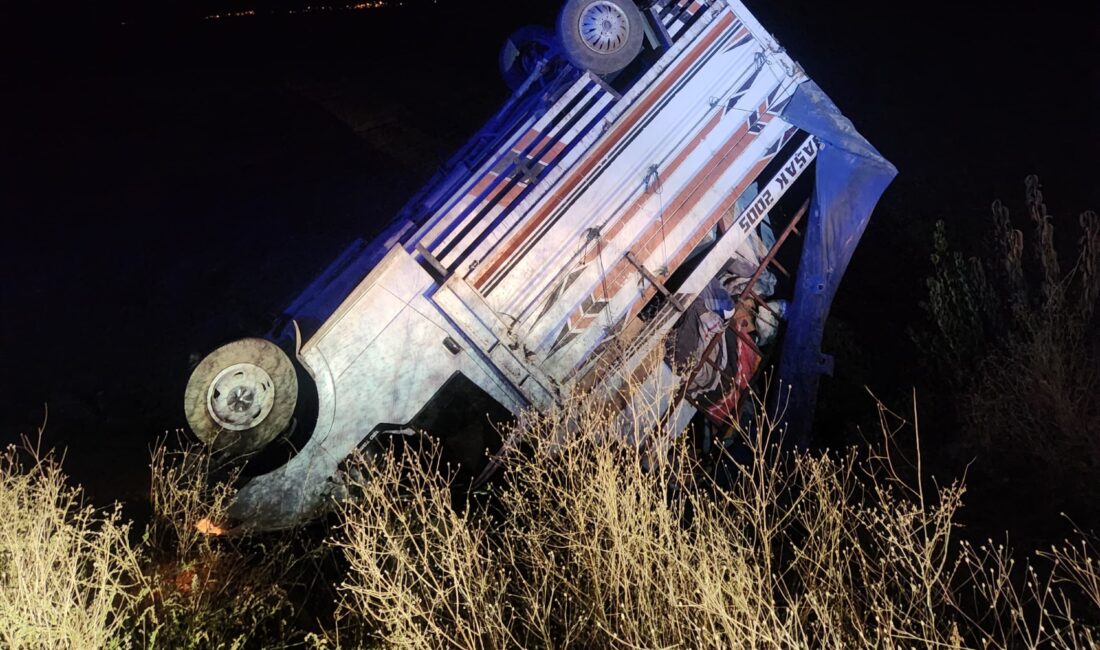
left=918, top=176, right=1100, bottom=499
left=3, top=388, right=1099, bottom=647
left=331, top=385, right=1100, bottom=648
left=140, top=440, right=323, bottom=650
left=0, top=431, right=144, bottom=649
left=0, top=424, right=333, bottom=649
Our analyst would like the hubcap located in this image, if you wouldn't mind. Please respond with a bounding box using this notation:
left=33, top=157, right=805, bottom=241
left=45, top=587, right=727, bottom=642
left=207, top=363, right=276, bottom=431
left=578, top=1, right=630, bottom=55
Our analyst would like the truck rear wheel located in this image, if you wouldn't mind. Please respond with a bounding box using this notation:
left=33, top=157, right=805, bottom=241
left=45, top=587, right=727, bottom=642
left=557, top=0, right=645, bottom=76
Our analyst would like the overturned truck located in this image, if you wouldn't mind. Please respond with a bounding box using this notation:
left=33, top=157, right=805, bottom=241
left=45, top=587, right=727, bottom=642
left=185, top=0, right=896, bottom=531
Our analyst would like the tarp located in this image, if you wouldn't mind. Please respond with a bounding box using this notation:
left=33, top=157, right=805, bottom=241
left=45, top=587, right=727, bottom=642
left=777, top=81, right=898, bottom=444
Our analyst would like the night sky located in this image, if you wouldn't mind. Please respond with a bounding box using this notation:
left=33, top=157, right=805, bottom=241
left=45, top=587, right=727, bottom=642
left=1, top=0, right=1097, bottom=505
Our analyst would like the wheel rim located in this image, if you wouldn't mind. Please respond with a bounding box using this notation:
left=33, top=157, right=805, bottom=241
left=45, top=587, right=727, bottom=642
left=185, top=337, right=298, bottom=455
left=207, top=362, right=276, bottom=431
left=577, top=1, right=631, bottom=55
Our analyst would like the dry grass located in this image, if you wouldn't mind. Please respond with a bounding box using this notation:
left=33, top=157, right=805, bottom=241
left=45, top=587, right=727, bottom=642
left=331, top=382, right=1100, bottom=649
left=333, top=440, right=512, bottom=649
left=0, top=424, right=329, bottom=649
left=141, top=439, right=320, bottom=650
left=0, top=426, right=144, bottom=649
left=4, top=350, right=1100, bottom=646
left=0, top=394, right=1097, bottom=648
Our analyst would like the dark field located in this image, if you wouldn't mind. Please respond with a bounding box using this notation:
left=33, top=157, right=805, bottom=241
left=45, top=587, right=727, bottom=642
left=1, top=0, right=1097, bottom=532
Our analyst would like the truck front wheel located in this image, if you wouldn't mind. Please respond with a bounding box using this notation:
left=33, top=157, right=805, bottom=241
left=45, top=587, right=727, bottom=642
left=184, top=338, right=298, bottom=457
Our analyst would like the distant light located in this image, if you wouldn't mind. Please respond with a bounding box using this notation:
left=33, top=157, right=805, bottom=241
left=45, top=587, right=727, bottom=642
left=203, top=9, right=257, bottom=20
left=202, top=1, right=389, bottom=21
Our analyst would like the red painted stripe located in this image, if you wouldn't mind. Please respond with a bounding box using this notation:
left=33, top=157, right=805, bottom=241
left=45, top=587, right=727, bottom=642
left=561, top=112, right=776, bottom=335
left=571, top=108, right=727, bottom=271
left=468, top=172, right=499, bottom=197
left=513, top=129, right=540, bottom=151
left=539, top=139, right=568, bottom=163
left=620, top=154, right=772, bottom=325
left=584, top=112, right=766, bottom=303
left=471, top=12, right=736, bottom=289
left=632, top=106, right=770, bottom=253
left=570, top=22, right=750, bottom=264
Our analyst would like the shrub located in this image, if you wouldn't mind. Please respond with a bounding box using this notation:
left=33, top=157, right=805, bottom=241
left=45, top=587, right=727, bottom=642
left=331, top=384, right=1100, bottom=648
left=140, top=439, right=321, bottom=650
left=918, top=176, right=1100, bottom=498
left=3, top=388, right=1099, bottom=647
left=0, top=431, right=144, bottom=649
left=0, top=426, right=333, bottom=649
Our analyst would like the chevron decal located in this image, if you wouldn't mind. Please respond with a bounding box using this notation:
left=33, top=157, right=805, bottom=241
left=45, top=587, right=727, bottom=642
left=747, top=110, right=766, bottom=133
left=769, top=94, right=793, bottom=117
left=534, top=264, right=588, bottom=322
left=764, top=126, right=799, bottom=156
left=549, top=294, right=609, bottom=355
left=724, top=64, right=764, bottom=117
left=723, top=32, right=752, bottom=53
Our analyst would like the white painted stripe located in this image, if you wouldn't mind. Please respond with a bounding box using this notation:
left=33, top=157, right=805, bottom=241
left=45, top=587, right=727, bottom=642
left=482, top=27, right=752, bottom=309
left=530, top=117, right=795, bottom=363
left=545, top=131, right=817, bottom=380
left=474, top=9, right=729, bottom=292
left=436, top=84, right=615, bottom=268
left=494, top=45, right=784, bottom=330
left=412, top=76, right=595, bottom=253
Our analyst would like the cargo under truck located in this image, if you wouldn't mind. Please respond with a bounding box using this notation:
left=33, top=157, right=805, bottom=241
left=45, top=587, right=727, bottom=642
left=184, top=0, right=897, bottom=531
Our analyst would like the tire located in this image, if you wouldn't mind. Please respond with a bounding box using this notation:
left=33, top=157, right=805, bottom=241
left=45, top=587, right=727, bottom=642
left=499, top=25, right=558, bottom=90
left=184, top=338, right=298, bottom=457
left=557, top=0, right=645, bottom=76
